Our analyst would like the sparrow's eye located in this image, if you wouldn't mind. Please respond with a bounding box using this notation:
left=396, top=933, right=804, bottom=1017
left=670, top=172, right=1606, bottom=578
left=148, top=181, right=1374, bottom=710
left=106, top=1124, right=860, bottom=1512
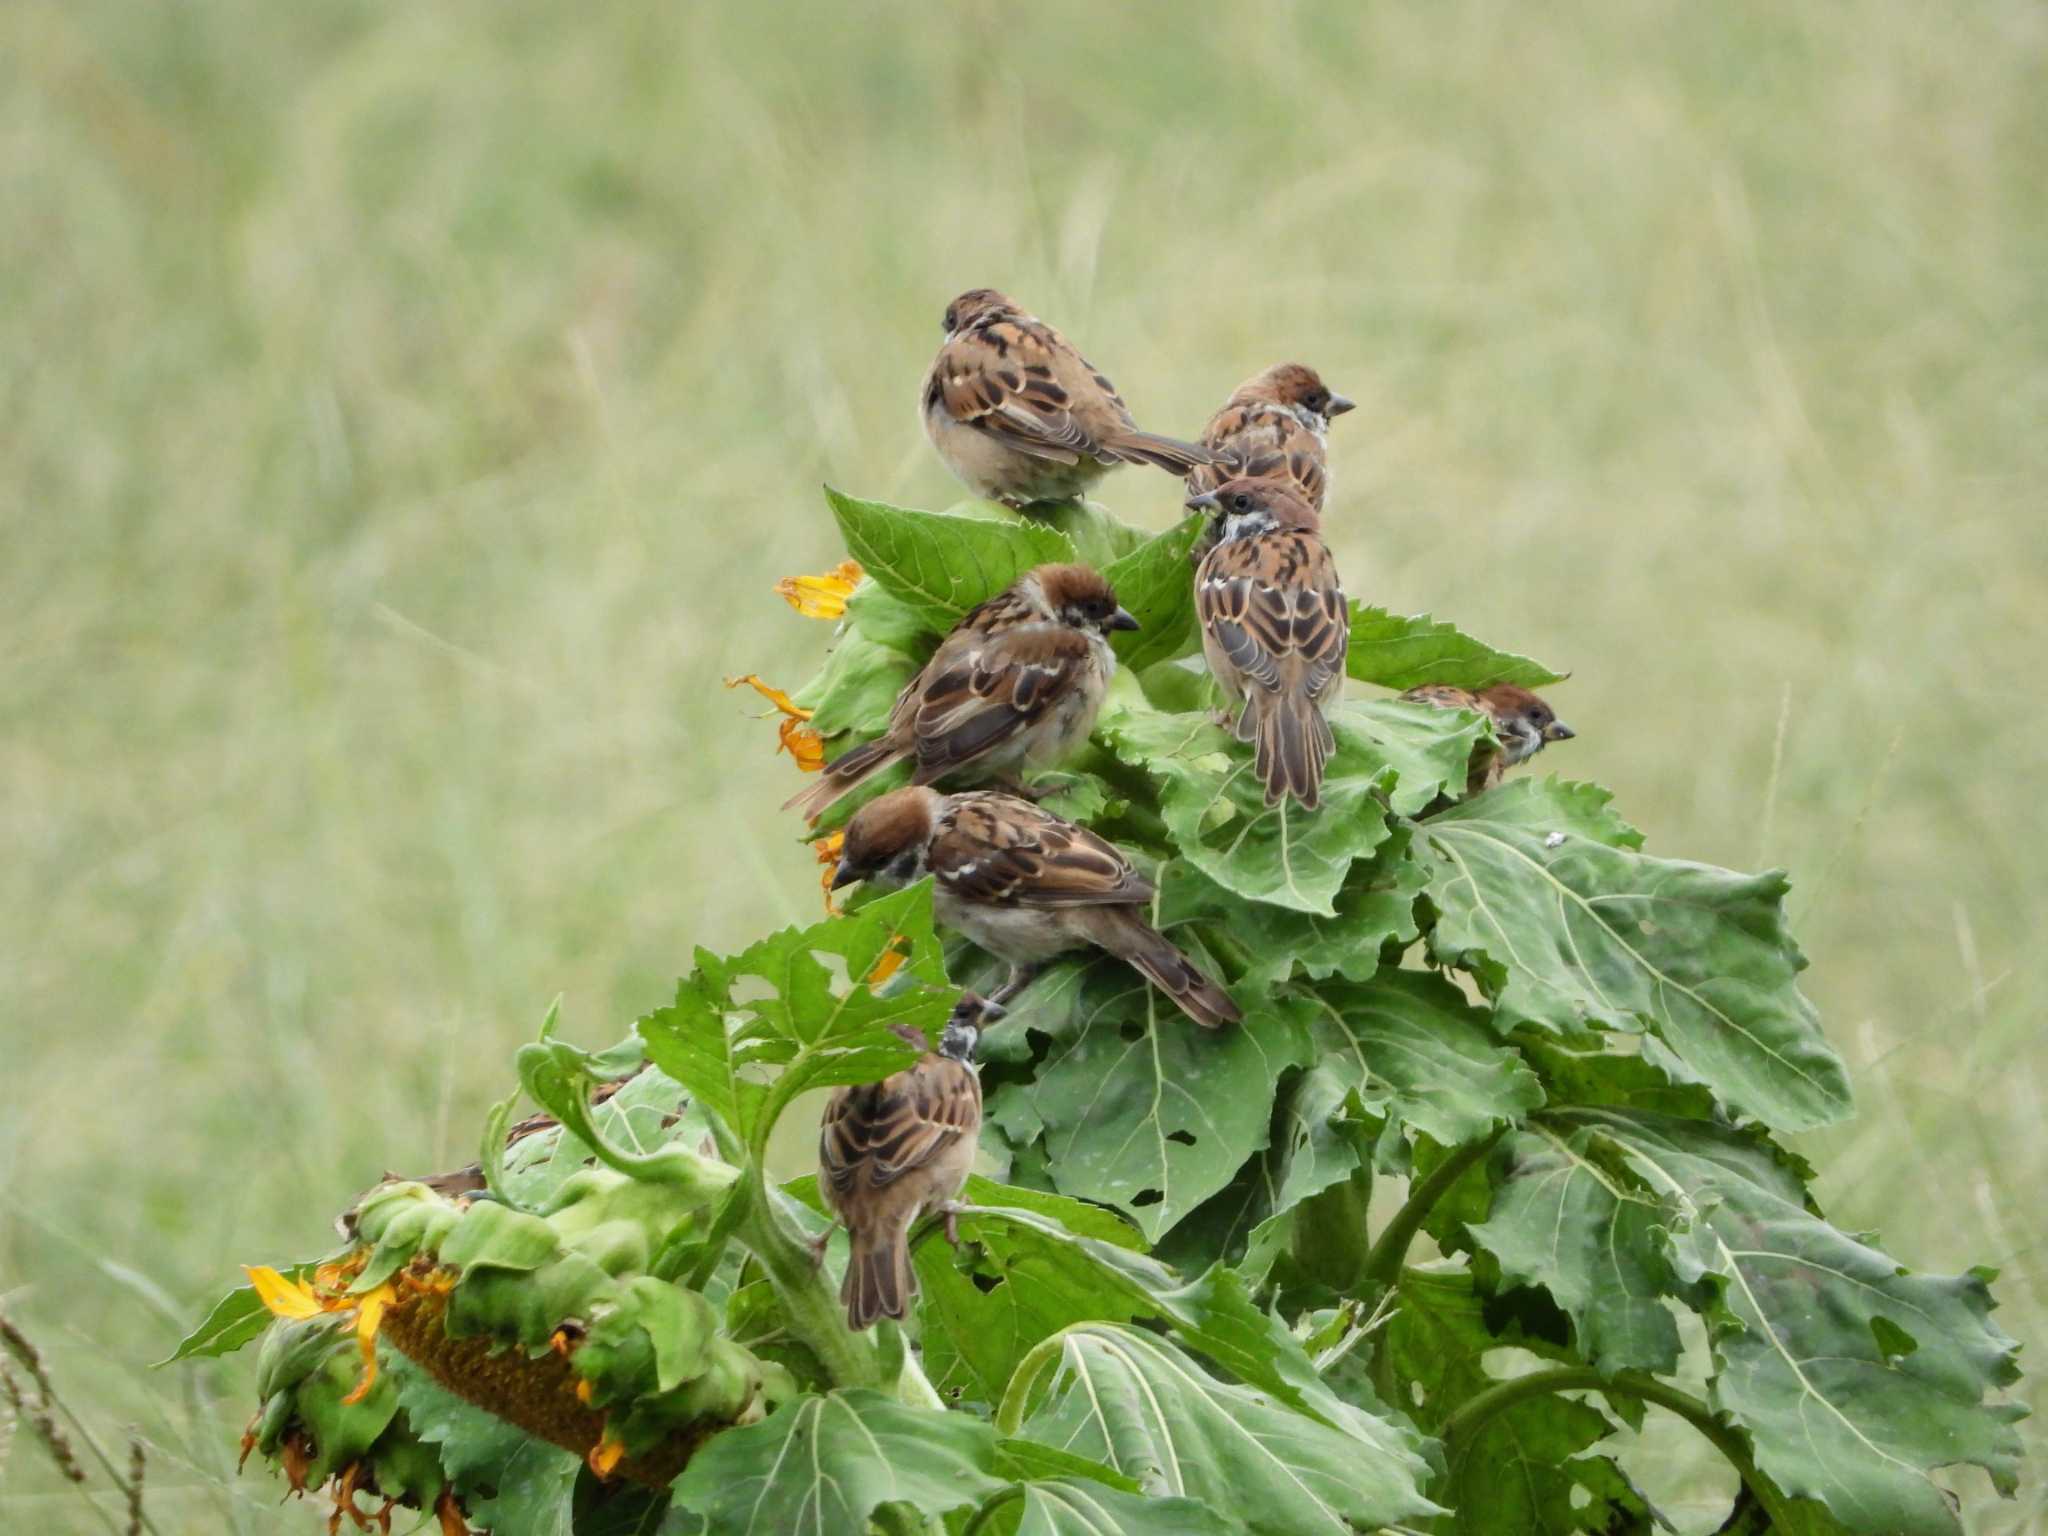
left=1231, top=493, right=1251, bottom=513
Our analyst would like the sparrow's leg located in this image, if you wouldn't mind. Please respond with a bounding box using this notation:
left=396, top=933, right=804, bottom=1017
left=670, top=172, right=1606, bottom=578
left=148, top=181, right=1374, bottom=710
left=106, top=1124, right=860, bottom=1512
left=993, top=775, right=1053, bottom=802
left=939, top=1202, right=967, bottom=1248
left=988, top=962, right=1047, bottom=1008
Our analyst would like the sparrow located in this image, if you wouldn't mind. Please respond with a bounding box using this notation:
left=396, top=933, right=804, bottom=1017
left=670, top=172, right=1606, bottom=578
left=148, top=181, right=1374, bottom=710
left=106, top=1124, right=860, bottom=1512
left=1186, top=362, right=1354, bottom=515
left=921, top=288, right=1220, bottom=508
left=819, top=993, right=990, bottom=1330
left=1188, top=477, right=1351, bottom=811
left=832, top=786, right=1242, bottom=1030
left=1402, top=683, right=1576, bottom=797
left=785, top=563, right=1138, bottom=822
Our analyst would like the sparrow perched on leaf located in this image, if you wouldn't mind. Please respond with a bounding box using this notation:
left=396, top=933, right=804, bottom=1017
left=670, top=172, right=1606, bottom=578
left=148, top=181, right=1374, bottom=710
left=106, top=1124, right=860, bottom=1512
left=1402, top=683, right=1576, bottom=797
left=922, top=289, right=1219, bottom=508
left=785, top=563, right=1138, bottom=822
left=1188, top=477, right=1351, bottom=811
left=832, top=787, right=1242, bottom=1029
left=819, top=993, right=990, bottom=1330
left=1186, top=362, right=1354, bottom=514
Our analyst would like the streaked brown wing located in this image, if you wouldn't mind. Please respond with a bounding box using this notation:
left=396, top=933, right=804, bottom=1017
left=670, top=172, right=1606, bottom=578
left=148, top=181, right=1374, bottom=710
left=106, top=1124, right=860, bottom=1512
left=933, top=794, right=1154, bottom=908
left=935, top=321, right=1099, bottom=463
left=1400, top=684, right=1481, bottom=712
left=1198, top=533, right=1349, bottom=702
left=907, top=625, right=1092, bottom=781
left=820, top=1057, right=981, bottom=1195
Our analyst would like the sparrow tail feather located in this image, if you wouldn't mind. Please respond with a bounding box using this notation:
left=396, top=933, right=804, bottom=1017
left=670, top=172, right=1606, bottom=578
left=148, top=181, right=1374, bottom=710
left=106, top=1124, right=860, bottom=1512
left=1102, top=430, right=1222, bottom=476
left=783, top=736, right=904, bottom=821
left=1253, top=696, right=1334, bottom=812
left=1085, top=910, right=1241, bottom=1029
left=841, top=1228, right=913, bottom=1331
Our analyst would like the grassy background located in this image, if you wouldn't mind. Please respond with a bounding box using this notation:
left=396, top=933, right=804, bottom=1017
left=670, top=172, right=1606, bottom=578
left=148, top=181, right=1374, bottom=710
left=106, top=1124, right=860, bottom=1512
left=3, top=1, right=2042, bottom=1529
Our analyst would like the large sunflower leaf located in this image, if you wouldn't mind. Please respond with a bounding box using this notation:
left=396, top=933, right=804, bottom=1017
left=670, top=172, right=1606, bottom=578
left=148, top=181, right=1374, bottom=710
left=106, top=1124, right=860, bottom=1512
left=825, top=488, right=1076, bottom=636
left=1015, top=965, right=1314, bottom=1241
left=667, top=1389, right=1005, bottom=1534
left=1009, top=1323, right=1437, bottom=1536
left=1543, top=1109, right=2026, bottom=1535
left=1414, top=778, right=1852, bottom=1130
left=1345, top=605, right=1565, bottom=690
left=1099, top=514, right=1206, bottom=670
left=982, top=1477, right=1246, bottom=1535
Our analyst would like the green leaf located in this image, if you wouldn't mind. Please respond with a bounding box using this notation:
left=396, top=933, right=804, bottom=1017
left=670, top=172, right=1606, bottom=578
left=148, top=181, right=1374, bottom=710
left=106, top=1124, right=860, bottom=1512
left=915, top=1203, right=1173, bottom=1406
left=667, top=1389, right=1006, bottom=1535
left=1156, top=830, right=1430, bottom=992
left=1333, top=699, right=1493, bottom=816
left=396, top=1366, right=580, bottom=1534
left=1010, top=1323, right=1437, bottom=1535
left=826, top=488, right=1076, bottom=637
left=1098, top=704, right=1398, bottom=915
left=638, top=881, right=953, bottom=1155
left=1382, top=1268, right=1645, bottom=1534
left=793, top=626, right=922, bottom=738
left=1016, top=966, right=1313, bottom=1241
left=1098, top=515, right=1205, bottom=670
left=1345, top=605, right=1564, bottom=691
left=500, top=1066, right=706, bottom=1207
left=980, top=1478, right=1246, bottom=1536
left=160, top=1283, right=273, bottom=1365
left=992, top=1438, right=1144, bottom=1493
left=1307, top=971, right=1545, bottom=1151
left=1465, top=1123, right=1688, bottom=1374
left=1025, top=498, right=1148, bottom=568
left=1551, top=1109, right=2026, bottom=1535
left=1415, top=778, right=1853, bottom=1131
left=1237, top=1064, right=1373, bottom=1285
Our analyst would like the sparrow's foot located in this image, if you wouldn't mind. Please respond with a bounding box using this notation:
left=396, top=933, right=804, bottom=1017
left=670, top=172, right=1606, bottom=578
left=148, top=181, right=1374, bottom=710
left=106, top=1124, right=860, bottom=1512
left=988, top=963, right=1047, bottom=1008
left=996, top=775, right=1053, bottom=803
left=939, top=1202, right=967, bottom=1248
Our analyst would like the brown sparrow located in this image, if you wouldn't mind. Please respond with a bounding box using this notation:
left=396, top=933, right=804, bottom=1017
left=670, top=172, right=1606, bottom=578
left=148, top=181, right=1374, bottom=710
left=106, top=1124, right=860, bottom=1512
left=1186, top=362, right=1354, bottom=514
left=922, top=289, right=1219, bottom=508
left=785, top=563, right=1137, bottom=822
left=832, top=787, right=1242, bottom=1030
left=819, top=994, right=989, bottom=1330
left=1188, top=478, right=1351, bottom=811
left=1402, top=683, right=1575, bottom=797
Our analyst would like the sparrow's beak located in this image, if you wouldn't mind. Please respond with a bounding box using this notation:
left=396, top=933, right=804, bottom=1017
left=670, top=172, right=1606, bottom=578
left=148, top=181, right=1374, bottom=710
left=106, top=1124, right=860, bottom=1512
left=1327, top=394, right=1356, bottom=417
left=830, top=859, right=862, bottom=890
left=1544, top=721, right=1576, bottom=742
left=1107, top=607, right=1141, bottom=632
left=1184, top=490, right=1221, bottom=513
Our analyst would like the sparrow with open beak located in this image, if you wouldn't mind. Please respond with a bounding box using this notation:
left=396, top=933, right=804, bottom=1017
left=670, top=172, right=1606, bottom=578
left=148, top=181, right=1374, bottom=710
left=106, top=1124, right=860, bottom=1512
left=818, top=993, right=991, bottom=1330
left=785, top=563, right=1138, bottom=822
left=1402, top=683, right=1576, bottom=797
left=1186, top=362, right=1355, bottom=516
left=1188, top=477, right=1351, bottom=811
left=832, top=787, right=1242, bottom=1029
left=921, top=289, right=1220, bottom=508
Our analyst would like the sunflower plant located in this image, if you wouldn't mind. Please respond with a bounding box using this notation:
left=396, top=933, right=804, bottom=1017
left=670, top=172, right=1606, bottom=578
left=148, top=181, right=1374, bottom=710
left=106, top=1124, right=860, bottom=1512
left=176, top=487, right=2024, bottom=1535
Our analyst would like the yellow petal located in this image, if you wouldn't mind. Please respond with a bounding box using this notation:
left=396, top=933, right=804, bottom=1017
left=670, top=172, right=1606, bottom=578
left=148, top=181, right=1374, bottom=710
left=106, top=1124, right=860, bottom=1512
left=724, top=674, right=813, bottom=721
left=775, top=560, right=862, bottom=619
left=867, top=939, right=908, bottom=986
left=340, top=1285, right=396, bottom=1406
left=779, top=718, right=825, bottom=773
left=588, top=1434, right=626, bottom=1479
left=574, top=1378, right=595, bottom=1406
left=245, top=1266, right=324, bottom=1321
left=814, top=831, right=846, bottom=915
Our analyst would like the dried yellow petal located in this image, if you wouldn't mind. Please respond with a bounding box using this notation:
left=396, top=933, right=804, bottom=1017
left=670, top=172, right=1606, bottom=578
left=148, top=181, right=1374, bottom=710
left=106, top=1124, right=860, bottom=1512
left=340, top=1284, right=397, bottom=1406
left=588, top=1434, right=626, bottom=1479
left=774, top=559, right=862, bottom=619
left=245, top=1266, right=324, bottom=1321
left=779, top=717, right=825, bottom=773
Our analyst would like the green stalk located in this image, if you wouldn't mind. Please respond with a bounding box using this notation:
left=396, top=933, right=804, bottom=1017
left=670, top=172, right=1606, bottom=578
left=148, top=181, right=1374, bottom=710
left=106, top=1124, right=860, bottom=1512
left=1438, top=1366, right=1798, bottom=1527
left=731, top=1163, right=879, bottom=1390
left=1358, top=1127, right=1505, bottom=1301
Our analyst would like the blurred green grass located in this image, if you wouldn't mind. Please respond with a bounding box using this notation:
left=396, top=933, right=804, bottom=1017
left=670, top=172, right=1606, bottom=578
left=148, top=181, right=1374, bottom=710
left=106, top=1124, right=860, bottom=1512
left=2, top=1, right=2042, bottom=1529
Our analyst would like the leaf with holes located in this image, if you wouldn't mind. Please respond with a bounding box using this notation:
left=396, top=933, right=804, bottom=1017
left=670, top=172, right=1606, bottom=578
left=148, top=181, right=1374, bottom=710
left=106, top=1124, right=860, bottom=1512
left=1015, top=965, right=1314, bottom=1241
left=1541, top=1109, right=2026, bottom=1535
left=1415, top=778, right=1852, bottom=1130
left=636, top=881, right=952, bottom=1153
